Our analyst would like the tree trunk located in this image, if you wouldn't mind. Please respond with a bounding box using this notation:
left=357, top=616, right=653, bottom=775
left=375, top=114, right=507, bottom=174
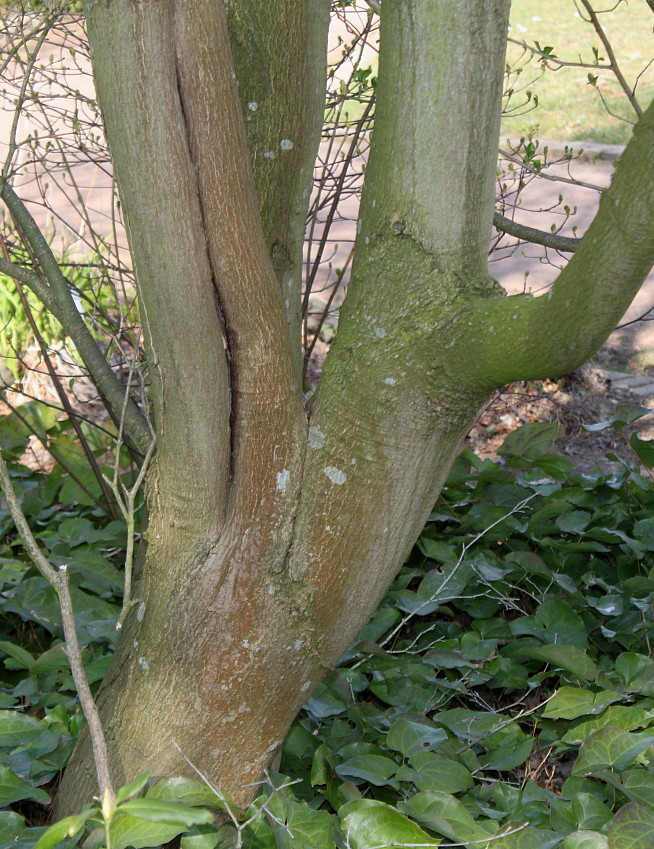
left=58, top=0, right=654, bottom=813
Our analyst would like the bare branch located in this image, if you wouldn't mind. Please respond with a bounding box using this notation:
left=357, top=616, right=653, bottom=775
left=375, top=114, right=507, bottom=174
left=493, top=211, right=580, bottom=253
left=0, top=182, right=151, bottom=451
left=0, top=253, right=49, bottom=301
left=499, top=148, right=605, bottom=192
left=578, top=0, right=643, bottom=118
left=0, top=450, right=115, bottom=804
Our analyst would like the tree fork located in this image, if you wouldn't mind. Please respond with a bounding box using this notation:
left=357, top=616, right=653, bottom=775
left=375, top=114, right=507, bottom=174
left=58, top=0, right=654, bottom=818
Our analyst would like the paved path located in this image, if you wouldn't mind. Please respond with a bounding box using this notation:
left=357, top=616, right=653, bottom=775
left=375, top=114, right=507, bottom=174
left=605, top=370, right=654, bottom=402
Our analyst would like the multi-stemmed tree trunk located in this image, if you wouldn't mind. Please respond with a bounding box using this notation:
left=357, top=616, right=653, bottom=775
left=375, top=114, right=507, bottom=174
left=16, top=0, right=654, bottom=813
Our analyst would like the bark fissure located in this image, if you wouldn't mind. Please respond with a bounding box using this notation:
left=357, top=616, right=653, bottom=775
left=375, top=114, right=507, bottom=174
left=60, top=0, right=650, bottom=818
left=173, top=50, right=238, bottom=496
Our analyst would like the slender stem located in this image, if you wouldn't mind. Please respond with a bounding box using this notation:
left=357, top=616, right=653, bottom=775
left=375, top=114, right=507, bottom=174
left=8, top=272, right=118, bottom=517
left=0, top=183, right=151, bottom=450
left=499, top=148, right=605, bottom=192
left=0, top=453, right=58, bottom=585
left=57, top=565, right=115, bottom=806
left=0, top=254, right=50, bottom=302
left=0, top=451, right=115, bottom=804
left=2, top=13, right=53, bottom=179
left=578, top=0, right=643, bottom=119
left=113, top=435, right=156, bottom=630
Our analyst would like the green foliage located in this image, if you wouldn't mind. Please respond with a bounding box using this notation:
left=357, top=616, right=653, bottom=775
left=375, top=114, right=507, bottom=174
left=0, top=257, right=123, bottom=382
left=4, top=424, right=654, bottom=845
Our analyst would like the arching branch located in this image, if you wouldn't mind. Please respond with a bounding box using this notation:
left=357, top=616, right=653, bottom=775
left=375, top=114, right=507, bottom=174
left=467, top=97, right=654, bottom=388
left=0, top=183, right=152, bottom=451
left=493, top=212, right=580, bottom=253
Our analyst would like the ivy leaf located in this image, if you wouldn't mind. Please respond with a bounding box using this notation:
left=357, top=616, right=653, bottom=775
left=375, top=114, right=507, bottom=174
left=397, top=752, right=474, bottom=794
left=621, top=769, right=654, bottom=807
left=562, top=831, right=608, bottom=849
left=572, top=794, right=613, bottom=831
left=116, top=769, right=152, bottom=805
left=483, top=822, right=558, bottom=848
left=147, top=776, right=239, bottom=814
left=180, top=824, right=221, bottom=849
left=397, top=790, right=492, bottom=843
left=0, top=710, right=56, bottom=748
left=608, top=803, right=654, bottom=848
left=341, top=800, right=437, bottom=849
left=572, top=727, right=654, bottom=775
left=335, top=754, right=398, bottom=786
left=498, top=422, right=563, bottom=461
left=386, top=716, right=448, bottom=757
left=108, top=813, right=188, bottom=849
left=542, top=688, right=620, bottom=720
left=264, top=790, right=334, bottom=849
left=33, top=808, right=97, bottom=849
left=562, top=706, right=654, bottom=745
left=0, top=811, right=25, bottom=842
left=513, top=644, right=597, bottom=682
left=630, top=434, right=654, bottom=469
left=117, top=799, right=214, bottom=828
left=0, top=764, right=51, bottom=807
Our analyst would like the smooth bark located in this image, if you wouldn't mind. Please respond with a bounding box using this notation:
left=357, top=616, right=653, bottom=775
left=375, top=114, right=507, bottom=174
left=57, top=0, right=654, bottom=816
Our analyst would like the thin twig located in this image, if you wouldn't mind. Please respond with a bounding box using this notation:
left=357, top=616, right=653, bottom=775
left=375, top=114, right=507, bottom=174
left=377, top=495, right=538, bottom=651
left=578, top=0, right=643, bottom=118
left=0, top=183, right=151, bottom=450
left=0, top=449, right=115, bottom=805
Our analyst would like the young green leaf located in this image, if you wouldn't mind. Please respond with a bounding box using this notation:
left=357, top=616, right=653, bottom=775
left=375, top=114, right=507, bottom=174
left=117, top=798, right=214, bottom=827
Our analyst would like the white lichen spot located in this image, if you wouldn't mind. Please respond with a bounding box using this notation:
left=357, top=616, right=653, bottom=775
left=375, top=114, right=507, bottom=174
left=138, top=656, right=149, bottom=671
left=372, top=199, right=376, bottom=208
left=136, top=601, right=146, bottom=622
left=365, top=236, right=369, bottom=245
left=280, top=139, right=294, bottom=150
left=267, top=584, right=275, bottom=595
left=242, top=640, right=251, bottom=649
left=325, top=525, right=331, bottom=532
left=357, top=218, right=362, bottom=233
left=374, top=327, right=386, bottom=338
left=300, top=681, right=311, bottom=692
left=324, top=466, right=347, bottom=485
left=263, top=150, right=276, bottom=160
left=248, top=101, right=258, bottom=111
left=276, top=469, right=290, bottom=492
left=351, top=458, right=357, bottom=464
left=308, top=426, right=325, bottom=449
left=384, top=377, right=397, bottom=385
left=284, top=299, right=289, bottom=309
left=294, top=639, right=304, bottom=651
left=133, top=640, right=138, bottom=649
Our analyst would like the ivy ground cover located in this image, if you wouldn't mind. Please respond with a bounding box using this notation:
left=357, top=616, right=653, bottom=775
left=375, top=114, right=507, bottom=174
left=2, top=419, right=654, bottom=847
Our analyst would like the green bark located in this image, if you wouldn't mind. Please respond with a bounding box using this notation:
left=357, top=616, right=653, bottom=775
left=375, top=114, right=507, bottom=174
left=57, top=0, right=654, bottom=819
left=225, top=0, right=330, bottom=359
left=466, top=98, right=654, bottom=388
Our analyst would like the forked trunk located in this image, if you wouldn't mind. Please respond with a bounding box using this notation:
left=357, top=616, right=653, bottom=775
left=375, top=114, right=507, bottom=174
left=58, top=0, right=654, bottom=814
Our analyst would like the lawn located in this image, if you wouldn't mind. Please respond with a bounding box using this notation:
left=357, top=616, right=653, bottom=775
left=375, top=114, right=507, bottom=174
left=504, top=0, right=654, bottom=143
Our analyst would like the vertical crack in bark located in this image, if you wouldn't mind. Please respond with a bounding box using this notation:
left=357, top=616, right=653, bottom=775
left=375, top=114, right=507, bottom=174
left=173, top=52, right=237, bottom=494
